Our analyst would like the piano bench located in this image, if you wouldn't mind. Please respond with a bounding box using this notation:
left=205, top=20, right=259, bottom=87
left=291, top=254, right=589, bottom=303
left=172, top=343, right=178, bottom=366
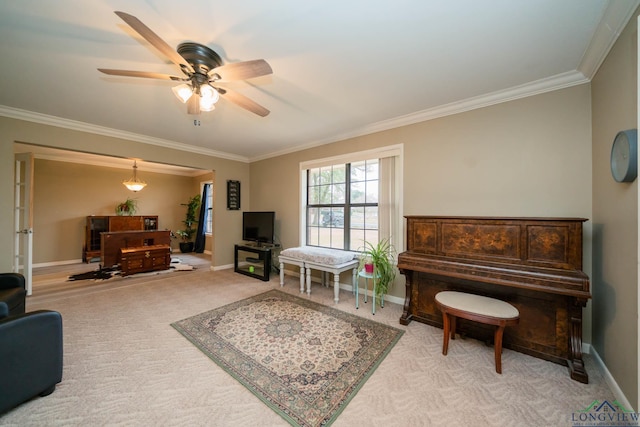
left=435, top=291, right=519, bottom=374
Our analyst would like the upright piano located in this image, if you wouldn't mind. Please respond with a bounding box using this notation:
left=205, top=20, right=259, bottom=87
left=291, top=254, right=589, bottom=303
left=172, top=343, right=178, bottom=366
left=397, top=216, right=591, bottom=383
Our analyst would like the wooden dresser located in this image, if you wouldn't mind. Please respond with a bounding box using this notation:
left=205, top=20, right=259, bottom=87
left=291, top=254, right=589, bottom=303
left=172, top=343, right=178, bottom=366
left=101, top=230, right=171, bottom=268
left=83, top=215, right=158, bottom=262
left=397, top=216, right=591, bottom=383
left=120, top=244, right=171, bottom=276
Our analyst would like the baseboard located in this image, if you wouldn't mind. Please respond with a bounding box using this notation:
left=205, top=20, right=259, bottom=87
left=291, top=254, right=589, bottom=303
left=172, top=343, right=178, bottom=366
left=589, top=346, right=635, bottom=412
left=33, top=259, right=84, bottom=268
left=213, top=263, right=234, bottom=271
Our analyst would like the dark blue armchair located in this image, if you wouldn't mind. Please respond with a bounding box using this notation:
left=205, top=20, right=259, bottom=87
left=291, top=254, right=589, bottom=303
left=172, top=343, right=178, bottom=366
left=0, top=273, right=26, bottom=316
left=0, top=298, right=63, bottom=414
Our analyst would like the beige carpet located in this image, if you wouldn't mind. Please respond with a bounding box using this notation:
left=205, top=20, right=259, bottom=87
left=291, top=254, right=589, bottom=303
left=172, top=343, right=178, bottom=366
left=0, top=258, right=617, bottom=426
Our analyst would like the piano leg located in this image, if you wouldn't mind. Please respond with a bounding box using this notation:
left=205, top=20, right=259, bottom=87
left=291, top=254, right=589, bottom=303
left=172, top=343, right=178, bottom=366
left=568, top=303, right=589, bottom=383
left=399, top=269, right=413, bottom=325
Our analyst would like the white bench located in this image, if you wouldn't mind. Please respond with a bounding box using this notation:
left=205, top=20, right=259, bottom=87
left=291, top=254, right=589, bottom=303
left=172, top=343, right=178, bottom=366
left=435, top=291, right=520, bottom=374
left=279, top=246, right=358, bottom=303
left=277, top=255, right=306, bottom=293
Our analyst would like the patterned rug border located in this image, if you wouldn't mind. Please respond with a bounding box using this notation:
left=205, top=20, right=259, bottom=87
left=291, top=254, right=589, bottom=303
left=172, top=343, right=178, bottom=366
left=171, top=289, right=404, bottom=427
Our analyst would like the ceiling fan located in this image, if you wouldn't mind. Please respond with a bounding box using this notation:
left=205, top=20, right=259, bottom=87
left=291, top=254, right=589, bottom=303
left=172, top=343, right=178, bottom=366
left=98, top=11, right=272, bottom=116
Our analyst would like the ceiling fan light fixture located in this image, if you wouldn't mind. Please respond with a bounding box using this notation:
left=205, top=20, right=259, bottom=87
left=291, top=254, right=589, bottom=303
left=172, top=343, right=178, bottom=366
left=200, top=84, right=219, bottom=104
left=172, top=84, right=193, bottom=103
left=123, top=160, right=147, bottom=192
left=199, top=84, right=219, bottom=111
left=199, top=100, right=216, bottom=112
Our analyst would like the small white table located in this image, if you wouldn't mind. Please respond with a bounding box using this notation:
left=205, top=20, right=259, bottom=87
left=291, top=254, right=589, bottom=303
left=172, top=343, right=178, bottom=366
left=357, top=270, right=383, bottom=314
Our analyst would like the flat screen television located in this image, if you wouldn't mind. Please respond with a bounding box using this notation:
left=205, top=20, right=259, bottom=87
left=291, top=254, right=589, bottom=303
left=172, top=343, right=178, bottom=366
left=242, top=211, right=275, bottom=245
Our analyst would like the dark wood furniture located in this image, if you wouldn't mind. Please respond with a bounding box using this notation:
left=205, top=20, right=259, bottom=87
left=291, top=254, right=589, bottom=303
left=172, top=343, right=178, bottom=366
left=120, top=244, right=171, bottom=276
left=83, top=215, right=158, bottom=262
left=397, top=216, right=591, bottom=383
left=101, top=230, right=171, bottom=268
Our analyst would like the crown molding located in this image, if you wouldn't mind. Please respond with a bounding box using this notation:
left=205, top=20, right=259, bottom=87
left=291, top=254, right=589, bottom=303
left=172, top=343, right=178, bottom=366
left=251, top=70, right=590, bottom=162
left=0, top=105, right=249, bottom=163
left=28, top=151, right=208, bottom=177
left=578, top=0, right=640, bottom=79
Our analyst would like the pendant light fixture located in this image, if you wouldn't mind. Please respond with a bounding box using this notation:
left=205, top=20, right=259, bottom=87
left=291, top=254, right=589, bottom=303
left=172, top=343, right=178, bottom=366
left=123, top=160, right=147, bottom=192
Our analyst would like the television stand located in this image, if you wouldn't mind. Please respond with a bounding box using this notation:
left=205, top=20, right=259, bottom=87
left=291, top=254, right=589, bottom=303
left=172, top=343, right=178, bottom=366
left=234, top=244, right=272, bottom=281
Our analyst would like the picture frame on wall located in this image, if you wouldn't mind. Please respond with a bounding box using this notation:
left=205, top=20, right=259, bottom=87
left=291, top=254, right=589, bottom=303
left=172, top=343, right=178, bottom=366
left=227, top=180, right=240, bottom=210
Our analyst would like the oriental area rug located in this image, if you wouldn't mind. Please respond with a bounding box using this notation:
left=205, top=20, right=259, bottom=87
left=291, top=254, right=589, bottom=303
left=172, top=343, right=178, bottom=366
left=171, top=289, right=404, bottom=427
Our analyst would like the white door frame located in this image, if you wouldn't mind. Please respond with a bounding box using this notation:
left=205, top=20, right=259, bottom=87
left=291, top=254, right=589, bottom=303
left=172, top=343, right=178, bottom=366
left=636, top=14, right=639, bottom=413
left=14, top=152, right=34, bottom=295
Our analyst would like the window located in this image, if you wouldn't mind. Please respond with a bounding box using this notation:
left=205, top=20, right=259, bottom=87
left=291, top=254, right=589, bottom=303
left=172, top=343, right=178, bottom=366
left=306, top=160, right=379, bottom=250
left=202, top=182, right=213, bottom=235
left=302, top=145, right=402, bottom=254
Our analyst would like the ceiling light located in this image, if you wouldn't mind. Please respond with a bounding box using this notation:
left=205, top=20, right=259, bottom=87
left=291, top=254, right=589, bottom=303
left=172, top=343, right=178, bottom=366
left=123, top=160, right=147, bottom=192
left=200, top=85, right=219, bottom=104
left=172, top=84, right=193, bottom=103
left=199, top=85, right=219, bottom=111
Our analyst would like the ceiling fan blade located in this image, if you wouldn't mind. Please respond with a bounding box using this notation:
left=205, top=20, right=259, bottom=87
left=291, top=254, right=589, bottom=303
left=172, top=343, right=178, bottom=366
left=98, top=69, right=184, bottom=81
left=218, top=87, right=270, bottom=117
left=114, top=11, right=194, bottom=74
left=187, top=94, right=201, bottom=115
left=210, top=59, right=273, bottom=82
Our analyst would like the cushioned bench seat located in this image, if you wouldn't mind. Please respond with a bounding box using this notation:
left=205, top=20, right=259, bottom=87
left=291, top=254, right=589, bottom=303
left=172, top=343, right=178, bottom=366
left=435, top=291, right=520, bottom=374
left=279, top=247, right=358, bottom=303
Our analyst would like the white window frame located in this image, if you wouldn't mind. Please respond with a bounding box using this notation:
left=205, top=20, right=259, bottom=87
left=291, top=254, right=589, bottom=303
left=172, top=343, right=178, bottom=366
left=299, top=144, right=404, bottom=255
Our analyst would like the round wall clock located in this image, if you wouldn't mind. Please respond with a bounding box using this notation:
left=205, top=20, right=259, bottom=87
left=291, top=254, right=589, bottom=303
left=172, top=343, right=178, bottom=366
left=610, top=129, right=638, bottom=183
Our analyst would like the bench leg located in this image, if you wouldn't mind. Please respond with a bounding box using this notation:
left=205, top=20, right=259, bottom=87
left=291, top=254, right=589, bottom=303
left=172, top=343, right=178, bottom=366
left=299, top=266, right=305, bottom=293
left=279, top=262, right=284, bottom=287
left=494, top=325, right=506, bottom=374
left=450, top=316, right=457, bottom=340
left=306, top=267, right=312, bottom=295
left=333, top=273, right=340, bottom=304
left=441, top=311, right=451, bottom=356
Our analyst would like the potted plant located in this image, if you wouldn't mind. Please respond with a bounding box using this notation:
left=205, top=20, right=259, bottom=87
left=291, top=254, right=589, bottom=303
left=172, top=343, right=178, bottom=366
left=176, top=194, right=201, bottom=253
left=358, top=237, right=397, bottom=305
left=115, top=197, right=137, bottom=216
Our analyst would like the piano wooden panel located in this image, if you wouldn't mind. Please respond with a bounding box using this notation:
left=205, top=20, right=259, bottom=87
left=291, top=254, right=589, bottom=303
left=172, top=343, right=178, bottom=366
left=398, top=216, right=591, bottom=383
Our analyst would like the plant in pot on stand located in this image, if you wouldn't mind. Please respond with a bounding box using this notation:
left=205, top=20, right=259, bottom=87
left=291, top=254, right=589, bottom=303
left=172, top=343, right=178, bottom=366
left=358, top=237, right=397, bottom=306
left=176, top=194, right=201, bottom=253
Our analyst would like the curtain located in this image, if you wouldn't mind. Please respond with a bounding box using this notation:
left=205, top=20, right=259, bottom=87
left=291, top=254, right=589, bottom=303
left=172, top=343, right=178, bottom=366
left=379, top=156, right=399, bottom=253
left=194, top=184, right=208, bottom=253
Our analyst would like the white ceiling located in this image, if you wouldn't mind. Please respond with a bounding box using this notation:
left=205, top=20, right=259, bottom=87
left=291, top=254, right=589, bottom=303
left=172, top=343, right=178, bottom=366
left=1, top=1, right=637, bottom=163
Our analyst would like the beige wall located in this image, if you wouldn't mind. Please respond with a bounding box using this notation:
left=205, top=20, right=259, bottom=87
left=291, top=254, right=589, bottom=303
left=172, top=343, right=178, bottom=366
left=0, top=116, right=251, bottom=269
left=29, top=158, right=210, bottom=263
left=591, top=8, right=639, bottom=409
left=252, top=83, right=593, bottom=341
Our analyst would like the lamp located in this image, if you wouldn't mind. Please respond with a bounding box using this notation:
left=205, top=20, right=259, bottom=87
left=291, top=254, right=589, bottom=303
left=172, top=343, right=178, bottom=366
left=172, top=83, right=219, bottom=112
left=172, top=84, right=193, bottom=103
left=199, top=85, right=219, bottom=112
left=123, top=160, right=147, bottom=192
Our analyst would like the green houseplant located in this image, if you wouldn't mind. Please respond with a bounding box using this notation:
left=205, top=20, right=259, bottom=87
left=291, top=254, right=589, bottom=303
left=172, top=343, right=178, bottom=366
left=176, top=194, right=201, bottom=253
left=115, top=197, right=137, bottom=216
left=358, top=237, right=397, bottom=305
